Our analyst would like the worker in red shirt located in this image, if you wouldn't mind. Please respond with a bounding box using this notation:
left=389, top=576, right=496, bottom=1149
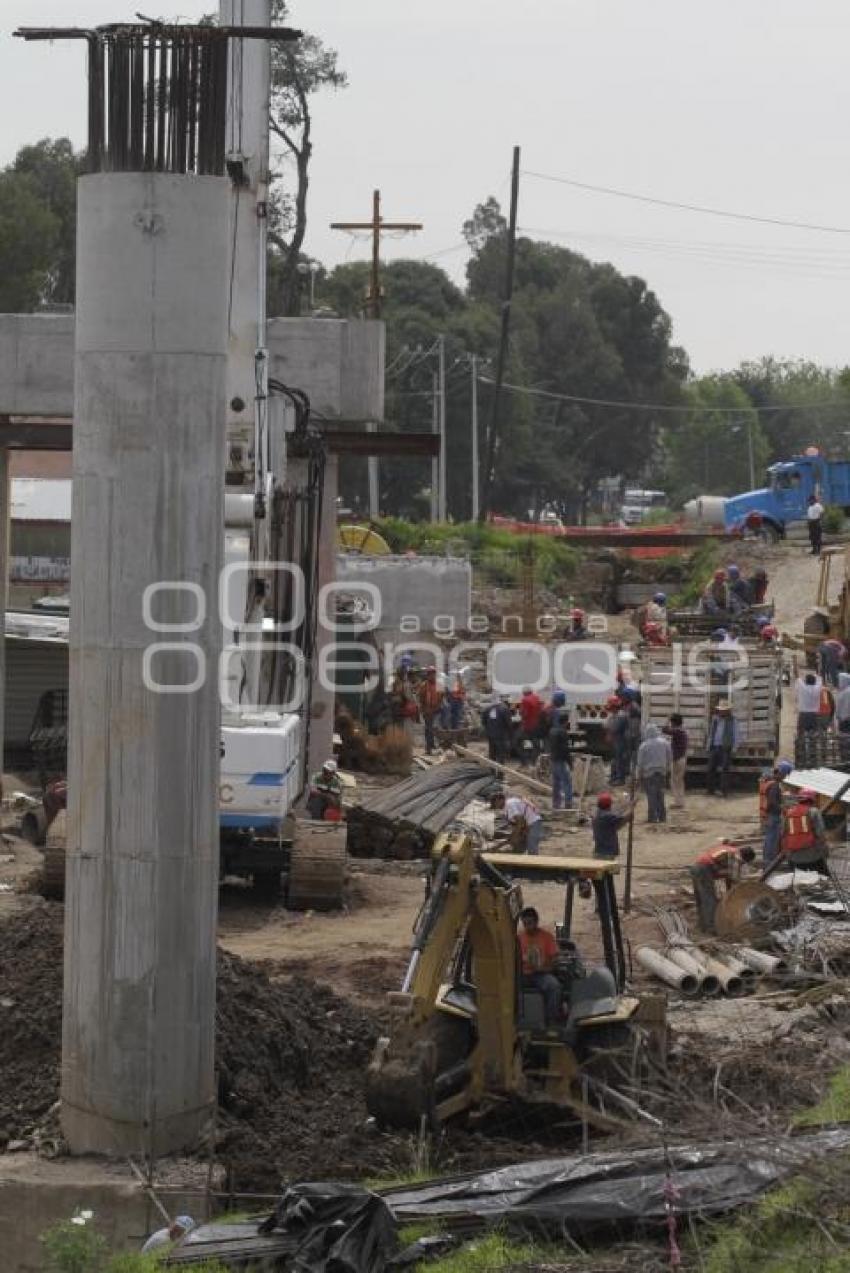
left=518, top=686, right=544, bottom=766
left=690, top=841, right=756, bottom=932
left=517, top=906, right=561, bottom=1024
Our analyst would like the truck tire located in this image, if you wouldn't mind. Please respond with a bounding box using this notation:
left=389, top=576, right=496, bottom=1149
left=286, top=821, right=347, bottom=911
left=758, top=523, right=780, bottom=545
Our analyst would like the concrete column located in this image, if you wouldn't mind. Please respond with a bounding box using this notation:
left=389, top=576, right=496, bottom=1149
left=61, top=173, right=229, bottom=1156
left=0, top=451, right=8, bottom=778
left=310, top=454, right=339, bottom=779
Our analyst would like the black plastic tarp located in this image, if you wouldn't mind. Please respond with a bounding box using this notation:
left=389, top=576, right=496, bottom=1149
left=380, top=1128, right=850, bottom=1231
left=259, top=1183, right=397, bottom=1272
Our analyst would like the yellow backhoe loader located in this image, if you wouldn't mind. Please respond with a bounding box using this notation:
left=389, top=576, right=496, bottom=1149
left=366, top=831, right=663, bottom=1132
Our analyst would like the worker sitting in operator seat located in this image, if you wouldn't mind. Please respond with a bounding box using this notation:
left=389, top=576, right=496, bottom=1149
left=306, top=758, right=343, bottom=821
left=517, top=906, right=562, bottom=1026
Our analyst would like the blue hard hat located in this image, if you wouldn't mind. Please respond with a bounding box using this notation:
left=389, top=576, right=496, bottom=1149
left=711, top=628, right=727, bottom=640
left=776, top=760, right=793, bottom=776
left=653, top=592, right=667, bottom=604
left=552, top=689, right=566, bottom=706
left=756, top=615, right=770, bottom=627
left=727, top=564, right=740, bottom=578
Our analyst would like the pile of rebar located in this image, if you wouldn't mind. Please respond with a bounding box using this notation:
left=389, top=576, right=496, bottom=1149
left=346, top=761, right=500, bottom=860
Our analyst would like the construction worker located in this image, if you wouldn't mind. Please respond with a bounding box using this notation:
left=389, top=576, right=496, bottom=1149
left=564, top=607, right=589, bottom=641
left=517, top=906, right=561, bottom=1024
left=701, top=569, right=729, bottom=615
left=306, top=759, right=343, bottom=821
left=794, top=670, right=822, bottom=733
left=491, top=790, right=544, bottom=855
left=807, top=494, right=825, bottom=556
left=635, top=723, right=672, bottom=824
left=591, top=791, right=633, bottom=859
left=690, top=842, right=757, bottom=932
left=446, top=672, right=466, bottom=730
left=818, top=637, right=846, bottom=688
left=748, top=568, right=768, bottom=605
left=665, top=712, right=689, bottom=809
left=606, top=697, right=630, bottom=786
left=760, top=759, right=793, bottom=866
left=645, top=592, right=668, bottom=634
left=417, top=666, right=444, bottom=755
left=779, top=788, right=829, bottom=873
left=547, top=704, right=573, bottom=809
left=481, top=697, right=513, bottom=763
left=726, top=564, right=751, bottom=612
left=518, top=686, right=545, bottom=766
left=142, top=1215, right=195, bottom=1254
left=835, top=673, right=850, bottom=744
left=706, top=702, right=739, bottom=797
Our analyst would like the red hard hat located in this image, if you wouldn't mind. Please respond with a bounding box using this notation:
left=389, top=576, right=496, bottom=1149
left=571, top=607, right=585, bottom=620
left=605, top=697, right=621, bottom=711
left=799, top=788, right=817, bottom=803
left=597, top=792, right=613, bottom=809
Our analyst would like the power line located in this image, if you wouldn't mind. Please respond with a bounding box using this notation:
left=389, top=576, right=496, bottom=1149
left=477, top=375, right=845, bottom=416
left=522, top=170, right=850, bottom=236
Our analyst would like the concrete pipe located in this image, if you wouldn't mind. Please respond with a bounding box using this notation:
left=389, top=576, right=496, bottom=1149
left=700, top=954, right=745, bottom=998
left=666, top=946, right=721, bottom=996
left=717, top=953, right=757, bottom=983
left=735, top=947, right=789, bottom=976
left=636, top=947, right=700, bottom=997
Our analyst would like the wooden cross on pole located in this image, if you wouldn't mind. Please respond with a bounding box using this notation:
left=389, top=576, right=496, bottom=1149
left=331, top=190, right=422, bottom=318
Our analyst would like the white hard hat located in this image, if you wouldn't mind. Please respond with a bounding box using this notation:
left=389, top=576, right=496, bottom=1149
left=323, top=758, right=338, bottom=772
left=619, top=651, right=637, bottom=663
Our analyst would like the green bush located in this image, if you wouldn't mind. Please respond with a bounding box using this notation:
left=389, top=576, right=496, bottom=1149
left=822, top=504, right=845, bottom=534
left=372, top=519, right=580, bottom=595
left=41, top=1212, right=229, bottom=1273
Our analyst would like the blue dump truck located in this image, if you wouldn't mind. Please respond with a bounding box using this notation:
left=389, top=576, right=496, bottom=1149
left=684, top=450, right=850, bottom=540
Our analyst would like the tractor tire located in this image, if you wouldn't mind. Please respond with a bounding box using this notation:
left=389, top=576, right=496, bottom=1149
left=286, top=820, right=347, bottom=911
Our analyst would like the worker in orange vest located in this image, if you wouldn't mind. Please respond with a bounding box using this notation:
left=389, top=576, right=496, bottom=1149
left=690, top=841, right=756, bottom=932
left=417, top=666, right=445, bottom=755
left=778, top=789, right=829, bottom=873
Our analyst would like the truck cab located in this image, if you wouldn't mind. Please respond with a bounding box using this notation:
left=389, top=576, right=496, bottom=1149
left=685, top=451, right=843, bottom=540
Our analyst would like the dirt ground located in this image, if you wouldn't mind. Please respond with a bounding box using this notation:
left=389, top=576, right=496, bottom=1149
left=0, top=538, right=840, bottom=1200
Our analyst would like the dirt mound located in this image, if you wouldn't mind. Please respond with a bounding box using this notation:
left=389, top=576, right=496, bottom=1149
left=0, top=906, right=546, bottom=1188
left=0, top=902, right=63, bottom=1146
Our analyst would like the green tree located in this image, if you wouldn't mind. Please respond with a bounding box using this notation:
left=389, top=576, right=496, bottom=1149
left=0, top=168, right=60, bottom=312
left=732, top=356, right=850, bottom=461
left=267, top=0, right=347, bottom=315
left=665, top=378, right=769, bottom=503
left=13, top=137, right=81, bottom=304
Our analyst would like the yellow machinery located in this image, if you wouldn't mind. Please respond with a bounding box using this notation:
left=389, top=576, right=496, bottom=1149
left=336, top=523, right=391, bottom=555
left=366, top=831, right=659, bottom=1131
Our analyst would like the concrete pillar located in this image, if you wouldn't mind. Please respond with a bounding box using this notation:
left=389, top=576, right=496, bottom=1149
left=61, top=173, right=229, bottom=1155
left=310, top=455, right=339, bottom=779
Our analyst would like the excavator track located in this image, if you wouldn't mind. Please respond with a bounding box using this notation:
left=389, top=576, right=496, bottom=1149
left=286, top=821, right=347, bottom=911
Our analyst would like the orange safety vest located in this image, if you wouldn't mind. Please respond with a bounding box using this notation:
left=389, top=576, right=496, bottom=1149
left=781, top=803, right=817, bottom=854
left=696, top=844, right=737, bottom=874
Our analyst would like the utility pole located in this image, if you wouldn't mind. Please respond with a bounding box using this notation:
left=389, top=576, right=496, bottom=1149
left=746, top=415, right=755, bottom=490
left=367, top=420, right=379, bottom=517
left=430, top=371, right=439, bottom=522
left=438, top=334, right=447, bottom=522
left=480, top=145, right=520, bottom=523
left=330, top=191, right=422, bottom=318
left=470, top=353, right=480, bottom=522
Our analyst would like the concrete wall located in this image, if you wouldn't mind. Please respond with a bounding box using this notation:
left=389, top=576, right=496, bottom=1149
left=268, top=318, right=384, bottom=423
left=0, top=314, right=75, bottom=417
left=335, top=554, right=472, bottom=635
left=0, top=314, right=384, bottom=425
left=62, top=172, right=229, bottom=1156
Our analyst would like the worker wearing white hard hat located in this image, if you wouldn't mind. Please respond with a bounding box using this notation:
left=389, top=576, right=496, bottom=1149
left=307, top=759, right=343, bottom=820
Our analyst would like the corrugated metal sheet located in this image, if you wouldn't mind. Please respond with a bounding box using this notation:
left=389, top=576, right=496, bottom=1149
left=785, top=768, right=850, bottom=805
left=5, top=641, right=69, bottom=748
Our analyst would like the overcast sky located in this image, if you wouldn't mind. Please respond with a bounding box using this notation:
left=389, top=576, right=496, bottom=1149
left=2, top=0, right=849, bottom=374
